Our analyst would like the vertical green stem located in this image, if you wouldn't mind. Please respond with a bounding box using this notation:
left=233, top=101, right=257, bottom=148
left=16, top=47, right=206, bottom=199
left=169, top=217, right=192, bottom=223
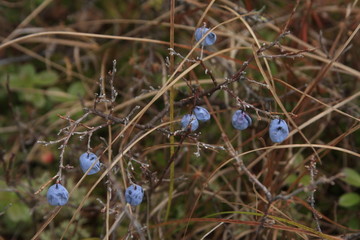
left=165, top=0, right=175, bottom=221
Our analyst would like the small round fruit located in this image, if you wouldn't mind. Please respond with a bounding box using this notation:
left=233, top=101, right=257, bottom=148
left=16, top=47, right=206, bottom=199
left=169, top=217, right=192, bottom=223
left=41, top=151, right=54, bottom=164
left=79, top=152, right=101, bottom=175
left=125, top=184, right=144, bottom=206
left=195, top=27, right=217, bottom=46
left=232, top=110, right=252, bottom=130
left=47, top=183, right=69, bottom=206
left=269, top=119, right=289, bottom=143
left=193, top=106, right=211, bottom=122
left=181, top=114, right=199, bottom=132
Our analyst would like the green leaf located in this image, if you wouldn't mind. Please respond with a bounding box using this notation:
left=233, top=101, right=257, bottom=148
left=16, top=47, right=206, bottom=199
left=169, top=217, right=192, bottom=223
left=47, top=87, right=77, bottom=102
left=19, top=64, right=36, bottom=78
left=33, top=70, right=59, bottom=86
left=293, top=154, right=304, bottom=165
left=67, top=82, right=86, bottom=98
left=7, top=202, right=31, bottom=222
left=300, top=175, right=311, bottom=186
left=23, top=92, right=46, bottom=108
left=348, top=217, right=360, bottom=230
left=343, top=168, right=360, bottom=187
left=285, top=174, right=297, bottom=185
left=19, top=64, right=36, bottom=87
left=0, top=183, right=17, bottom=208
left=339, top=193, right=360, bottom=207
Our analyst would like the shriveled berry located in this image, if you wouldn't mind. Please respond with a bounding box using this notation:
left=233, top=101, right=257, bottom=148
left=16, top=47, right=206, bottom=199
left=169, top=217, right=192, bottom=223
left=125, top=184, right=144, bottom=206
left=269, top=119, right=289, bottom=143
left=195, top=27, right=217, bottom=46
left=181, top=114, right=199, bottom=132
left=232, top=110, right=252, bottom=130
left=47, top=183, right=69, bottom=206
left=193, top=106, right=211, bottom=122
left=79, top=152, right=101, bottom=175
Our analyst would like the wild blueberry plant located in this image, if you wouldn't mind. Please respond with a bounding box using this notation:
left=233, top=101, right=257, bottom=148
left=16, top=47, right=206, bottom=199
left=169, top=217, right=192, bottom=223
left=33, top=5, right=338, bottom=239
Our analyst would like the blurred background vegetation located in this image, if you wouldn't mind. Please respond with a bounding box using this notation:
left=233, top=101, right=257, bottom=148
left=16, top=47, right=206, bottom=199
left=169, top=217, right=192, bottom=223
left=0, top=0, right=359, bottom=239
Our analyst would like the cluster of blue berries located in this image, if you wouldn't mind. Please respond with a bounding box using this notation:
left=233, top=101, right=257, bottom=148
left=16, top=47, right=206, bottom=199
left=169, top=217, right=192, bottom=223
left=45, top=26, right=286, bottom=208
left=193, top=26, right=289, bottom=143
left=46, top=151, right=101, bottom=206
left=46, top=151, right=145, bottom=206
left=181, top=106, right=211, bottom=132
left=231, top=110, right=289, bottom=143
left=181, top=106, right=289, bottom=143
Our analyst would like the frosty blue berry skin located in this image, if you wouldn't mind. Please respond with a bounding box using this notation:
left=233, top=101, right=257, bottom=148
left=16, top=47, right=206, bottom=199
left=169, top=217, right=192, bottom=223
left=79, top=152, right=101, bottom=175
left=125, top=184, right=144, bottom=206
left=269, top=119, right=289, bottom=143
left=194, top=27, right=217, bottom=46
left=193, top=106, right=211, bottom=122
left=232, top=110, right=252, bottom=130
left=47, top=183, right=69, bottom=206
left=181, top=114, right=199, bottom=132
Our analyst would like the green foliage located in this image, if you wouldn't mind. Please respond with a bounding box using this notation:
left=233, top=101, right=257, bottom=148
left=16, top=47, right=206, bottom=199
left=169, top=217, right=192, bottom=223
left=3, top=64, right=59, bottom=108
left=342, top=168, right=360, bottom=187
left=41, top=219, right=90, bottom=240
left=2, top=64, right=87, bottom=110
left=67, top=82, right=86, bottom=98
left=7, top=64, right=58, bottom=88
left=285, top=174, right=310, bottom=186
left=0, top=180, right=31, bottom=225
left=7, top=201, right=31, bottom=222
left=347, top=216, right=360, bottom=230
left=149, top=0, right=164, bottom=11
left=339, top=193, right=360, bottom=208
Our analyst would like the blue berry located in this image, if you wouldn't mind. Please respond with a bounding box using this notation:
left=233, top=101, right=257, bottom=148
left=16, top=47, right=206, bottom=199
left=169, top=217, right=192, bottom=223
left=125, top=184, right=144, bottom=206
left=193, top=106, right=211, bottom=122
left=232, top=110, right=252, bottom=130
left=79, top=152, right=101, bottom=175
left=195, top=27, right=217, bottom=46
left=47, top=183, right=69, bottom=206
left=269, top=119, right=289, bottom=143
left=181, top=114, right=199, bottom=132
